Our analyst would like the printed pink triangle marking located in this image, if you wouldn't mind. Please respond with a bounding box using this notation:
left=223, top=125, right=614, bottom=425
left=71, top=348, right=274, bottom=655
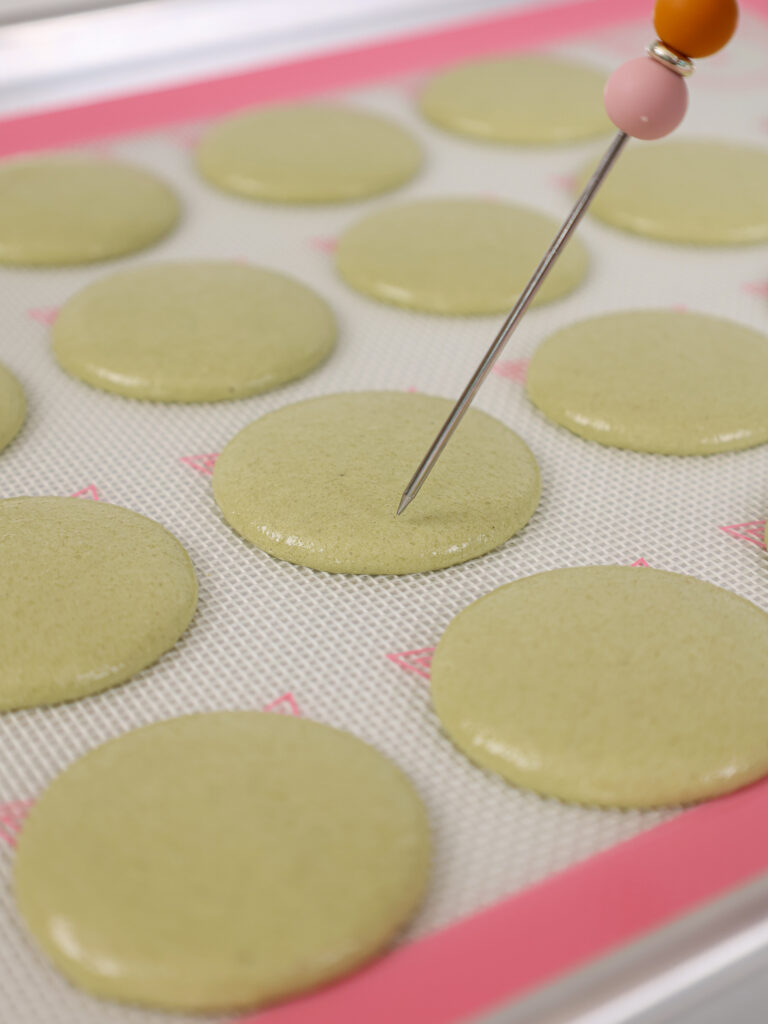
left=180, top=453, right=219, bottom=476
left=552, top=173, right=578, bottom=192
left=744, top=280, right=768, bottom=296
left=718, top=520, right=767, bottom=549
left=492, top=359, right=529, bottom=382
left=401, top=78, right=427, bottom=100
left=310, top=237, right=338, bottom=253
left=263, top=693, right=301, bottom=716
left=0, top=800, right=33, bottom=848
left=386, top=647, right=435, bottom=681
left=71, top=484, right=100, bottom=501
left=28, top=306, right=59, bottom=326
left=87, top=142, right=114, bottom=157
left=631, top=558, right=650, bottom=567
left=170, top=125, right=204, bottom=149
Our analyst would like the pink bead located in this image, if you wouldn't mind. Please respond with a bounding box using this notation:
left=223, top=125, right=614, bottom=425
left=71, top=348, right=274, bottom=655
left=603, top=56, right=688, bottom=141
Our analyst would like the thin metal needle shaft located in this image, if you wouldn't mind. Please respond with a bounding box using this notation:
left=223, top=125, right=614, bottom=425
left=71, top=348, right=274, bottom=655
left=396, top=129, right=630, bottom=516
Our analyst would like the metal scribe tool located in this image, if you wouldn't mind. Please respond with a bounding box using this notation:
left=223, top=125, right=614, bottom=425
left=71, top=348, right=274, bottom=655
left=396, top=0, right=738, bottom=516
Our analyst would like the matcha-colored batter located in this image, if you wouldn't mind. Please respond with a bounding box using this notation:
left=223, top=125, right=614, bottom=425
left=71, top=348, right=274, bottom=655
left=335, top=199, right=588, bottom=314
left=420, top=55, right=610, bottom=144
left=14, top=712, right=431, bottom=1012
left=584, top=140, right=768, bottom=245
left=196, top=104, right=422, bottom=203
left=52, top=262, right=336, bottom=402
left=0, top=361, right=25, bottom=452
left=0, top=497, right=197, bottom=711
left=212, top=391, right=540, bottom=575
left=526, top=310, right=768, bottom=454
left=0, top=157, right=180, bottom=265
left=431, top=566, right=768, bottom=808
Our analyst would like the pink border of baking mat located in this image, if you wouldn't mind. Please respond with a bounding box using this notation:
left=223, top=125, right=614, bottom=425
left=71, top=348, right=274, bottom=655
left=3, top=1, right=768, bottom=1021
left=0, top=0, right=652, bottom=154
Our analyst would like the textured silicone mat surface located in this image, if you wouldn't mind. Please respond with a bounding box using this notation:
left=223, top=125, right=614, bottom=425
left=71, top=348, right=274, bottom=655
left=2, top=10, right=768, bottom=1023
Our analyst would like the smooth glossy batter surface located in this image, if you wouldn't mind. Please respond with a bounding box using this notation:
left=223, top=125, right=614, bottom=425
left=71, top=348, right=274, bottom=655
left=0, top=157, right=179, bottom=265
left=14, top=712, right=431, bottom=1012
left=196, top=104, right=422, bottom=202
left=212, top=392, right=541, bottom=575
left=336, top=199, right=588, bottom=314
left=526, top=310, right=768, bottom=454
left=420, top=56, right=610, bottom=143
left=53, top=262, right=337, bottom=402
left=584, top=140, right=768, bottom=244
left=0, top=497, right=197, bottom=711
left=431, top=566, right=768, bottom=808
left=0, top=361, right=25, bottom=452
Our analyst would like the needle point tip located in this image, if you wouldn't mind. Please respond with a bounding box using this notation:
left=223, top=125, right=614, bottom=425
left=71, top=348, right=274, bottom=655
left=396, top=492, right=412, bottom=517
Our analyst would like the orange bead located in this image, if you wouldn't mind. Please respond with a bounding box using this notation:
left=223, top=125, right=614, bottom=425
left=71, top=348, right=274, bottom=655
left=654, top=0, right=738, bottom=58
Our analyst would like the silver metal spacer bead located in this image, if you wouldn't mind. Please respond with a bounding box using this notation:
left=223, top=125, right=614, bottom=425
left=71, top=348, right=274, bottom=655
left=647, top=39, right=695, bottom=77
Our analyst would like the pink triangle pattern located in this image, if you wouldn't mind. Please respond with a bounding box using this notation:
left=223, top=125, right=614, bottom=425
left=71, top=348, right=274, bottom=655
left=171, top=125, right=204, bottom=149
left=263, top=692, right=301, bottom=716
left=401, top=77, right=428, bottom=101
left=28, top=306, right=59, bottom=326
left=0, top=800, right=33, bottom=848
left=85, top=142, right=114, bottom=158
left=386, top=647, right=435, bottom=681
left=552, top=173, right=578, bottom=192
left=492, top=358, right=529, bottom=383
left=71, top=484, right=100, bottom=501
left=718, top=520, right=767, bottom=550
left=631, top=558, right=650, bottom=567
left=744, top=280, right=768, bottom=297
left=180, top=453, right=219, bottom=477
left=310, top=237, right=337, bottom=253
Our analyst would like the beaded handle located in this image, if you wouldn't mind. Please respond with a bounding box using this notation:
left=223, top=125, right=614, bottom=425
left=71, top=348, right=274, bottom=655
left=604, top=0, right=739, bottom=140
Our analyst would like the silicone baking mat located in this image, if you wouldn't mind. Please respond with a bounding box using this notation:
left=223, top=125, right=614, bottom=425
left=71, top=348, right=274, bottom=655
left=2, top=1, right=768, bottom=1021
